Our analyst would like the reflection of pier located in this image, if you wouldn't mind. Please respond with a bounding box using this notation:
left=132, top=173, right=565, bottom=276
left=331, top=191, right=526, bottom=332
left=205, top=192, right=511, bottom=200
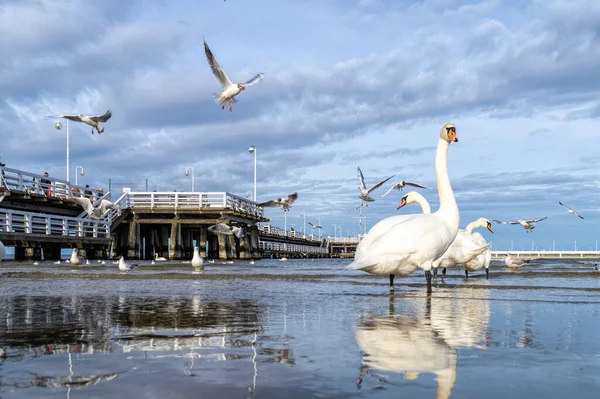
left=491, top=251, right=600, bottom=259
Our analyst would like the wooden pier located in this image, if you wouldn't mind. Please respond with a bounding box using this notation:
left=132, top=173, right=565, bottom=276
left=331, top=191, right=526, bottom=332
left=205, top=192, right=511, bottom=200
left=491, top=251, right=600, bottom=260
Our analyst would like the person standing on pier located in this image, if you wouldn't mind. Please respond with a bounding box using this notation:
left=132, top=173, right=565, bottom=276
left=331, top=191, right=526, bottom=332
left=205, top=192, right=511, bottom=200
left=41, top=172, right=51, bottom=196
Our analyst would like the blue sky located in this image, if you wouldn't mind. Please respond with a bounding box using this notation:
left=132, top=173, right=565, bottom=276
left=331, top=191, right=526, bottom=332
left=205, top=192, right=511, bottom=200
left=1, top=0, right=599, bottom=251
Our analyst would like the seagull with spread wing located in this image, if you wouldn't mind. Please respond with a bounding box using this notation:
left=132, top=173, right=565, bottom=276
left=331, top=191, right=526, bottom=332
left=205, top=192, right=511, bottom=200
left=381, top=180, right=429, bottom=198
left=258, top=192, right=298, bottom=212
left=357, top=167, right=394, bottom=207
left=51, top=110, right=112, bottom=135
left=493, top=217, right=548, bottom=233
left=307, top=222, right=322, bottom=229
left=208, top=223, right=244, bottom=238
left=204, top=39, right=264, bottom=112
left=559, top=202, right=584, bottom=219
left=69, top=196, right=119, bottom=220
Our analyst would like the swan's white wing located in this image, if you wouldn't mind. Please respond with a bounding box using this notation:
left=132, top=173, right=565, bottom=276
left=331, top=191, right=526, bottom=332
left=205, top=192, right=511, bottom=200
left=204, top=40, right=233, bottom=89
left=89, top=110, right=112, bottom=123
left=70, top=196, right=94, bottom=216
left=357, top=167, right=366, bottom=190
left=367, top=175, right=395, bottom=193
left=243, top=73, right=264, bottom=86
left=493, top=219, right=519, bottom=225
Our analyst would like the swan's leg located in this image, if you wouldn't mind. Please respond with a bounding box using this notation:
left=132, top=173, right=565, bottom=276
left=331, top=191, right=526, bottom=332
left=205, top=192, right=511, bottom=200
left=425, top=270, right=432, bottom=293
left=464, top=269, right=469, bottom=278
left=442, top=268, right=447, bottom=277
left=433, top=268, right=438, bottom=277
left=485, top=268, right=489, bottom=279
left=389, top=274, right=395, bottom=292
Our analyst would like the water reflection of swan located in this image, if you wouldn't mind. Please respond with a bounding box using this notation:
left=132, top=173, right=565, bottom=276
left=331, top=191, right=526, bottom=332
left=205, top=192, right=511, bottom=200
left=430, top=280, right=491, bottom=349
left=355, top=296, right=457, bottom=399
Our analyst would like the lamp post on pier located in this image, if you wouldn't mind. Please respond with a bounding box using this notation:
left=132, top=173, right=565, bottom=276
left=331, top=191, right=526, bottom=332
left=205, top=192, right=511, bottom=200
left=332, top=224, right=337, bottom=239
left=300, top=211, right=306, bottom=239
left=185, top=166, right=195, bottom=192
left=338, top=226, right=342, bottom=238
left=248, top=146, right=257, bottom=202
left=75, top=166, right=85, bottom=186
left=54, top=118, right=70, bottom=182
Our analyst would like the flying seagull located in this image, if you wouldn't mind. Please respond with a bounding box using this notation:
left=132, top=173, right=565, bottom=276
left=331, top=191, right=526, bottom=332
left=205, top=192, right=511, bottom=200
left=258, top=192, right=298, bottom=211
left=208, top=223, right=244, bottom=238
left=69, top=196, right=119, bottom=220
left=357, top=167, right=394, bottom=207
left=559, top=202, right=584, bottom=219
left=51, top=110, right=113, bottom=135
left=204, top=39, right=264, bottom=112
left=381, top=180, right=429, bottom=198
left=307, top=222, right=322, bottom=229
left=493, top=217, right=548, bottom=233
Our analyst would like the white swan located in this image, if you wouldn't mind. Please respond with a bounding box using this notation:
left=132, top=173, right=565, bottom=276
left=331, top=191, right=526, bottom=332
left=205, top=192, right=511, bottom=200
left=0, top=240, right=5, bottom=261
left=347, top=123, right=460, bottom=292
left=191, top=247, right=204, bottom=268
left=395, top=195, right=492, bottom=278
left=118, top=256, right=137, bottom=271
left=70, top=248, right=85, bottom=266
left=504, top=254, right=529, bottom=268
left=155, top=253, right=167, bottom=262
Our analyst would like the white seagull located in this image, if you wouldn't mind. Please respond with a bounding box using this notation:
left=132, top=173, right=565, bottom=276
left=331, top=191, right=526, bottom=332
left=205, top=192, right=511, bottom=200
left=381, top=180, right=429, bottom=198
left=307, top=221, right=322, bottom=229
left=258, top=192, right=298, bottom=212
left=68, top=196, right=118, bottom=220
left=52, top=110, right=113, bottom=135
left=118, top=256, right=137, bottom=271
left=204, top=39, right=264, bottom=112
left=70, top=248, right=85, bottom=266
left=493, top=217, right=547, bottom=233
left=357, top=167, right=394, bottom=207
left=559, top=202, right=584, bottom=219
left=208, top=223, right=244, bottom=238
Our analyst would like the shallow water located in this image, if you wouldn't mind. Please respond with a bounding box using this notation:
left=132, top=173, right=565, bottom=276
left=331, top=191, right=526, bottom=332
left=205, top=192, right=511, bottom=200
left=1, top=258, right=599, bottom=398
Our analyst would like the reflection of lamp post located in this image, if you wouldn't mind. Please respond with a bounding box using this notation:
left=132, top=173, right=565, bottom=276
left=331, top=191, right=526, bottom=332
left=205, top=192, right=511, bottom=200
left=248, top=146, right=256, bottom=202
left=185, top=166, right=195, bottom=192
left=75, top=166, right=85, bottom=186
left=54, top=118, right=70, bottom=182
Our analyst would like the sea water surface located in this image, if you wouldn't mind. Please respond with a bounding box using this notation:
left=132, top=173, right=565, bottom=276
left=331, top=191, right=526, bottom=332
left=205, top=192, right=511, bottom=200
left=0, top=257, right=599, bottom=398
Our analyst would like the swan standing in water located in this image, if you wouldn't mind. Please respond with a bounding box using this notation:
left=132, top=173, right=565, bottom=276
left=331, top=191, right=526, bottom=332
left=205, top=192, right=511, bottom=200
left=347, top=123, right=460, bottom=293
left=505, top=254, right=530, bottom=268
left=396, top=196, right=492, bottom=278
left=118, top=256, right=137, bottom=271
left=191, top=247, right=204, bottom=269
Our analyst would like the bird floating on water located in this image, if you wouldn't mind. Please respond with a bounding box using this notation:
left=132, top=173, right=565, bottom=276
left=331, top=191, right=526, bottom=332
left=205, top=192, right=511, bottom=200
left=258, top=192, right=298, bottom=212
left=381, top=180, right=429, bottom=198
left=356, top=167, right=394, bottom=208
left=504, top=254, right=530, bottom=268
left=204, top=39, right=264, bottom=112
left=559, top=202, right=584, bottom=219
left=50, top=110, right=112, bottom=135
left=493, top=217, right=547, bottom=233
left=118, top=256, right=137, bottom=271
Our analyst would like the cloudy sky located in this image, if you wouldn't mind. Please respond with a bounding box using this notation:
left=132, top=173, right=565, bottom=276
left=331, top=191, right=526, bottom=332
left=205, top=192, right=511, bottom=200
left=1, top=0, right=599, bottom=251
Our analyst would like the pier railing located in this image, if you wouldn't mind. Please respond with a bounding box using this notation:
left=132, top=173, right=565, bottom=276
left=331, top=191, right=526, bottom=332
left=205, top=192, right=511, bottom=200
left=328, top=237, right=362, bottom=244
left=258, top=225, right=322, bottom=242
left=491, top=250, right=600, bottom=259
left=0, top=167, right=103, bottom=202
left=119, top=192, right=263, bottom=218
left=259, top=241, right=328, bottom=254
left=0, top=207, right=110, bottom=238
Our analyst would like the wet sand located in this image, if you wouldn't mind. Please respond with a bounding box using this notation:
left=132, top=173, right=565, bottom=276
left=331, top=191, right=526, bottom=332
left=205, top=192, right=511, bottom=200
left=1, top=258, right=599, bottom=398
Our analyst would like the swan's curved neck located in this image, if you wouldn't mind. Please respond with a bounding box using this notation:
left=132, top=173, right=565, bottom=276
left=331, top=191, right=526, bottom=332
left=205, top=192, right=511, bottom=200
left=435, top=138, right=459, bottom=221
left=412, top=195, right=432, bottom=214
left=465, top=219, right=482, bottom=233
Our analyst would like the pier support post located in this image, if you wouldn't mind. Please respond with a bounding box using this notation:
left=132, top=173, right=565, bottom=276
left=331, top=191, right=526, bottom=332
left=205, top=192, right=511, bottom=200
left=127, top=219, right=138, bottom=259
left=226, top=235, right=236, bottom=260
left=217, top=233, right=227, bottom=261
left=15, top=247, right=41, bottom=261
left=249, top=227, right=260, bottom=259
left=169, top=221, right=181, bottom=260
left=199, top=226, right=207, bottom=258
left=239, top=231, right=251, bottom=260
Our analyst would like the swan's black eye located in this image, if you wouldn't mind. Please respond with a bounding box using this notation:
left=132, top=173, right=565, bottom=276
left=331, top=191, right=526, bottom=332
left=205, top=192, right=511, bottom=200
left=446, top=127, right=455, bottom=133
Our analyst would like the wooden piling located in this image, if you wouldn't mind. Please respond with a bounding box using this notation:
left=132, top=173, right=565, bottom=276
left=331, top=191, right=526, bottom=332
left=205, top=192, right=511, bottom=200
left=169, top=221, right=181, bottom=260
left=217, top=233, right=227, bottom=260
left=199, top=226, right=207, bottom=258
left=127, top=219, right=138, bottom=259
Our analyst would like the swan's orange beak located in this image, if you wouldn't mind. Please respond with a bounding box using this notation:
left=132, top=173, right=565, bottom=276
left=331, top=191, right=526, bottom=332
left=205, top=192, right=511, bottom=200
left=448, top=130, right=458, bottom=142
left=487, top=222, right=494, bottom=233
left=397, top=198, right=407, bottom=210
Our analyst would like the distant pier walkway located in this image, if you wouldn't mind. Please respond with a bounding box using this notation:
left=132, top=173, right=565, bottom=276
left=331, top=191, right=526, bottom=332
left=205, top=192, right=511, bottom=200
left=491, top=251, right=600, bottom=259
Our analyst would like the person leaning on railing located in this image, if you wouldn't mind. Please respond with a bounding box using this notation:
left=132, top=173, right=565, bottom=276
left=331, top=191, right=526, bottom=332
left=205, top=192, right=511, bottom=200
left=41, top=172, right=52, bottom=197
